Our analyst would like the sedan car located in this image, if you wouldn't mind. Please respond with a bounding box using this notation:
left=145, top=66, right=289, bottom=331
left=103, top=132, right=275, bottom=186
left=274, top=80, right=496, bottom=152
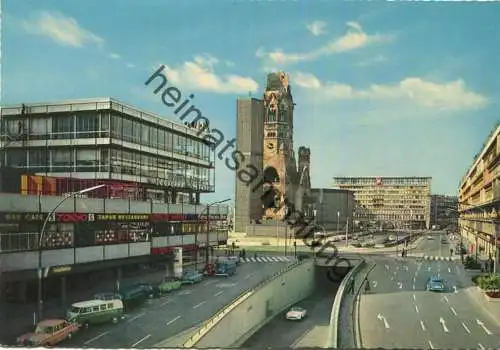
left=182, top=271, right=203, bottom=284
left=17, top=319, right=79, bottom=347
left=286, top=306, right=307, bottom=320
left=426, top=276, right=446, bottom=292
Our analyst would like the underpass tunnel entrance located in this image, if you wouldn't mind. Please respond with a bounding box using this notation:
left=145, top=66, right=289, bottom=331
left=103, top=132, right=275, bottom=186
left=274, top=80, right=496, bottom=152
left=314, top=265, right=344, bottom=297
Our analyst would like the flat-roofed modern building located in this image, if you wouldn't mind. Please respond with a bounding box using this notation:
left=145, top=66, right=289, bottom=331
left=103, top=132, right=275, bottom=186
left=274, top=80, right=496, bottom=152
left=0, top=98, right=215, bottom=203
left=333, top=176, right=432, bottom=230
left=0, top=98, right=228, bottom=305
left=458, top=122, right=500, bottom=262
left=310, top=188, right=355, bottom=232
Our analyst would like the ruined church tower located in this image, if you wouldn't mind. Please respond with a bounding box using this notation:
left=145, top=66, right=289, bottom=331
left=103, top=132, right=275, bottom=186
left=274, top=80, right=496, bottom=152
left=262, top=72, right=298, bottom=220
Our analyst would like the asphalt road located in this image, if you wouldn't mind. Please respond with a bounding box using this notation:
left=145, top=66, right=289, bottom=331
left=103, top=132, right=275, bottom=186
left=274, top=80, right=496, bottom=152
left=242, top=266, right=340, bottom=349
left=62, top=261, right=293, bottom=348
left=359, top=248, right=500, bottom=349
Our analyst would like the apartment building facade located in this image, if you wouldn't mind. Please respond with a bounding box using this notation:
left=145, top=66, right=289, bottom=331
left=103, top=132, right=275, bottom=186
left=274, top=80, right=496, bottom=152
left=458, top=122, right=500, bottom=260
left=333, top=176, right=432, bottom=229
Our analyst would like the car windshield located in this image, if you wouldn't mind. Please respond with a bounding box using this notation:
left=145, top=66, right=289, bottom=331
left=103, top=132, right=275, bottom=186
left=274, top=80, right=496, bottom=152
left=290, top=307, right=303, bottom=312
left=69, top=306, right=81, bottom=313
left=431, top=278, right=442, bottom=283
left=35, top=325, right=52, bottom=334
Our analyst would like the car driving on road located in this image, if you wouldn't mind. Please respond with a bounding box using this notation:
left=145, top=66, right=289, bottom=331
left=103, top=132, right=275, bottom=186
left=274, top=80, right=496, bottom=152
left=426, top=275, right=446, bottom=292
left=285, top=306, right=307, bottom=320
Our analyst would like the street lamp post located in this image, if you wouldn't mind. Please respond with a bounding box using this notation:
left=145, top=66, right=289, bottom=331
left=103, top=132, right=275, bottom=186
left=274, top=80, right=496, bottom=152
left=345, top=218, right=349, bottom=247
left=337, top=211, right=340, bottom=235
left=203, top=198, right=231, bottom=265
left=37, top=184, right=105, bottom=322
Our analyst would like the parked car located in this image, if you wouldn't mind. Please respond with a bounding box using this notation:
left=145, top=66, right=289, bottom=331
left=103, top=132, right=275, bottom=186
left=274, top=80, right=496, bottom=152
left=136, top=282, right=161, bottom=298
left=182, top=271, right=203, bottom=284
left=426, top=276, right=446, bottom=292
left=158, top=278, right=182, bottom=293
left=17, top=319, right=79, bottom=347
left=286, top=306, right=307, bottom=320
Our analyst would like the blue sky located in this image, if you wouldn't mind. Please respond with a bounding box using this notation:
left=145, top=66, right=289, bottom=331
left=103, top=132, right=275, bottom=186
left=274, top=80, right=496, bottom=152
left=2, top=0, right=499, bottom=203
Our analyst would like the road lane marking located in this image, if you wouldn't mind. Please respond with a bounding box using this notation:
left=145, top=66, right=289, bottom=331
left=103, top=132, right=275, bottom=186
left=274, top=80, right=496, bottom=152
left=413, top=277, right=416, bottom=283
left=214, top=291, right=223, bottom=297
left=443, top=296, right=449, bottom=303
left=244, top=274, right=253, bottom=279
left=439, top=317, right=449, bottom=333
left=413, top=294, right=416, bottom=301
left=462, top=322, right=471, bottom=334
left=476, top=319, right=493, bottom=335
left=428, top=340, right=435, bottom=349
left=179, top=290, right=192, bottom=295
left=84, top=331, right=109, bottom=345
left=420, top=320, right=426, bottom=331
left=376, top=313, right=390, bottom=329
left=448, top=267, right=451, bottom=273
left=415, top=305, right=419, bottom=313
left=385, top=264, right=390, bottom=270
left=453, top=286, right=457, bottom=294
left=160, top=300, right=171, bottom=307
left=167, top=315, right=180, bottom=325
left=127, top=312, right=145, bottom=323
left=131, top=334, right=151, bottom=347
left=450, top=307, right=457, bottom=316
left=397, top=282, right=403, bottom=289
left=478, top=343, right=485, bottom=350
left=193, top=301, right=206, bottom=309
left=390, top=277, right=394, bottom=281
left=412, top=284, right=415, bottom=290
left=202, top=281, right=214, bottom=286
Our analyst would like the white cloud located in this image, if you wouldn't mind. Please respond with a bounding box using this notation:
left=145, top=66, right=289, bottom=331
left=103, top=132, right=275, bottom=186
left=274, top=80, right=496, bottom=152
left=293, top=72, right=488, bottom=111
left=307, top=21, right=327, bottom=36
left=126, top=63, right=135, bottom=68
left=355, top=54, right=387, bottom=67
left=256, top=21, right=393, bottom=65
left=108, top=53, right=121, bottom=59
left=161, top=54, right=259, bottom=94
left=22, top=11, right=103, bottom=48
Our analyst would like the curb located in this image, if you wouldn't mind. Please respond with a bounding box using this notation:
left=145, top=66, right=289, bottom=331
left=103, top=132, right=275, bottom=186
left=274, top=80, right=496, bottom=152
left=353, top=263, right=376, bottom=348
left=326, top=258, right=366, bottom=348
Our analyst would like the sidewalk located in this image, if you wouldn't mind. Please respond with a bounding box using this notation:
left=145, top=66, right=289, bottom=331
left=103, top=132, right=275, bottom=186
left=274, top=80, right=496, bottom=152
left=456, top=263, right=500, bottom=325
left=0, top=268, right=166, bottom=344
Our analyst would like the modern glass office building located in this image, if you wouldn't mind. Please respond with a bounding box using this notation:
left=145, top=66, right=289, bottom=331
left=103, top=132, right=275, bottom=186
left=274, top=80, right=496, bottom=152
left=334, top=176, right=432, bottom=229
left=0, top=97, right=215, bottom=203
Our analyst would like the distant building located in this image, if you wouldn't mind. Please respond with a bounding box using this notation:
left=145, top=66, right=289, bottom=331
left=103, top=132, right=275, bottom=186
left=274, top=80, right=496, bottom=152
left=310, top=188, right=355, bottom=232
left=333, top=176, right=432, bottom=230
left=430, top=194, right=458, bottom=230
left=458, top=122, right=500, bottom=260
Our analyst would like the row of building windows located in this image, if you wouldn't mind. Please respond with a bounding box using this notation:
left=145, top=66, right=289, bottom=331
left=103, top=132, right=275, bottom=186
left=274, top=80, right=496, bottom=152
left=336, top=178, right=431, bottom=186
left=3, top=147, right=213, bottom=190
left=1, top=111, right=212, bottom=161
left=0, top=221, right=215, bottom=252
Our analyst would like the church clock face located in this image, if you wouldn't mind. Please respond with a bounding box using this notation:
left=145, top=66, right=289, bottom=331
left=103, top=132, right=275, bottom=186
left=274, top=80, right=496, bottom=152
left=266, top=142, right=275, bottom=151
